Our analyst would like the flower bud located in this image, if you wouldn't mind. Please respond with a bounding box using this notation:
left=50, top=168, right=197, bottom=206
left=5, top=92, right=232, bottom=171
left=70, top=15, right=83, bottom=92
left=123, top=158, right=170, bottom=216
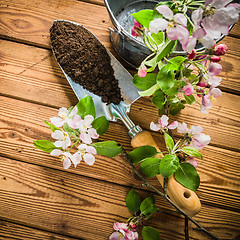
left=182, top=83, right=194, bottom=96
left=188, top=49, right=196, bottom=60
left=134, top=19, right=142, bottom=29
left=138, top=64, right=147, bottom=78
left=214, top=44, right=228, bottom=56
left=131, top=27, right=139, bottom=37
left=130, top=223, right=136, bottom=229
left=210, top=56, right=221, bottom=62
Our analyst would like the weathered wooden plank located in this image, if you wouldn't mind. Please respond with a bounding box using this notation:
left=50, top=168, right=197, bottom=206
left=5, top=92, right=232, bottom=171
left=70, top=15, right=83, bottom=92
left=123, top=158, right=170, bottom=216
left=0, top=157, right=239, bottom=240
left=0, top=0, right=239, bottom=48
left=229, top=20, right=240, bottom=39
left=0, top=0, right=240, bottom=92
left=0, top=39, right=239, bottom=150
left=0, top=220, right=79, bottom=240
left=0, top=0, right=112, bottom=49
left=79, top=0, right=104, bottom=6
left=0, top=95, right=239, bottom=212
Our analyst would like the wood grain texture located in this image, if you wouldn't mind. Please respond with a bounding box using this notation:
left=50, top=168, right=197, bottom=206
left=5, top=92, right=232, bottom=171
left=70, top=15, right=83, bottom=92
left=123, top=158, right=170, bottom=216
left=0, top=95, right=239, bottom=213
left=0, top=39, right=239, bottom=151
left=0, top=0, right=240, bottom=92
left=0, top=0, right=111, bottom=49
left=0, top=0, right=239, bottom=239
left=0, top=220, right=79, bottom=240
left=0, top=157, right=239, bottom=240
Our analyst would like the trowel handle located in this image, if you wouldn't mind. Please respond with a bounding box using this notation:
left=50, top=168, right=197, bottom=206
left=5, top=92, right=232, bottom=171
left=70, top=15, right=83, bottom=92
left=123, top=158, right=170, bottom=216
left=131, top=130, right=201, bottom=217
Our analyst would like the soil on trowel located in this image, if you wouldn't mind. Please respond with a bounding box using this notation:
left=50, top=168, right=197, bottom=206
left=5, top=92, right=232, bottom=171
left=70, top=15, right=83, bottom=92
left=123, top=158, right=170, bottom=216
left=50, top=20, right=122, bottom=105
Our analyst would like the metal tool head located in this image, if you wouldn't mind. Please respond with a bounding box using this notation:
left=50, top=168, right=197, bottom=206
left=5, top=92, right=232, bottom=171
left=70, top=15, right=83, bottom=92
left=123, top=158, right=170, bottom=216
left=51, top=20, right=140, bottom=122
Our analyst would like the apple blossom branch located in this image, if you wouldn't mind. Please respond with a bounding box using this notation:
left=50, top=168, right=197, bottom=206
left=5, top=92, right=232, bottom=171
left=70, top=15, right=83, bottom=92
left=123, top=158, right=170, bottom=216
left=121, top=147, right=220, bottom=240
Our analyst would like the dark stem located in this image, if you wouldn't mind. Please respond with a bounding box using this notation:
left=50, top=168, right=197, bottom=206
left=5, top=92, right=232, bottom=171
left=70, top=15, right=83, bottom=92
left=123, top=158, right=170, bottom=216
left=163, top=177, right=168, bottom=195
left=121, top=148, right=220, bottom=240
left=185, top=217, right=189, bottom=240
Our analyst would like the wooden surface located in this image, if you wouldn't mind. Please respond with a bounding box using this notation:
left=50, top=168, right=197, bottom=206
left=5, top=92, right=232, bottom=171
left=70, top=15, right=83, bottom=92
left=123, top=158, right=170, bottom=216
left=0, top=0, right=239, bottom=239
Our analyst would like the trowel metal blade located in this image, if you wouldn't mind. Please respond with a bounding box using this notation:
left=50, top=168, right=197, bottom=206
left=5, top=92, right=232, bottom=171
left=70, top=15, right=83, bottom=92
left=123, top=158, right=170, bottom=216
left=51, top=20, right=140, bottom=121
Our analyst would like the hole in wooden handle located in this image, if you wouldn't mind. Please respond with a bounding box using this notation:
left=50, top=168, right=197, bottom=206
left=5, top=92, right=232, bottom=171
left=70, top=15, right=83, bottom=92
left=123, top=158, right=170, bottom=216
left=184, top=190, right=191, bottom=199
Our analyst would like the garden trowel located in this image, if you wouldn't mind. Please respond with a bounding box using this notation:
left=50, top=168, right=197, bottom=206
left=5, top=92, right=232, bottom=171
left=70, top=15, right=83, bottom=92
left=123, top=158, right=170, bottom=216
left=50, top=20, right=201, bottom=217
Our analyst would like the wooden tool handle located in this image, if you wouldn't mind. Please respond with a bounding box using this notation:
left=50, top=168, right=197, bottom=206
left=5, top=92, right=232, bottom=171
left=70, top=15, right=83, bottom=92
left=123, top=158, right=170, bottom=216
left=131, top=130, right=201, bottom=217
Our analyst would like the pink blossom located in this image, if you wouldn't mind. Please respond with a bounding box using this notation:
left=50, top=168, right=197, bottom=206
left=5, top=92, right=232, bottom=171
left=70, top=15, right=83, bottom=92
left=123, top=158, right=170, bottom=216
left=110, top=223, right=138, bottom=240
left=210, top=56, right=221, bottom=62
left=50, top=106, right=78, bottom=128
left=72, top=144, right=97, bottom=166
left=214, top=44, right=228, bottom=56
left=208, top=76, right=222, bottom=88
left=125, top=230, right=138, bottom=240
left=198, top=79, right=208, bottom=88
left=210, top=87, right=222, bottom=98
left=138, top=64, right=147, bottom=77
left=77, top=115, right=99, bottom=144
left=149, top=6, right=189, bottom=49
left=190, top=2, right=239, bottom=50
left=207, top=62, right=222, bottom=76
left=186, top=157, right=198, bottom=168
left=192, top=133, right=211, bottom=149
left=200, top=94, right=212, bottom=113
left=200, top=86, right=222, bottom=114
left=50, top=149, right=73, bottom=170
left=182, top=83, right=194, bottom=96
left=203, top=1, right=240, bottom=35
left=177, top=123, right=211, bottom=149
left=113, top=223, right=128, bottom=231
left=109, top=231, right=125, bottom=240
left=150, top=115, right=178, bottom=132
left=51, top=130, right=71, bottom=149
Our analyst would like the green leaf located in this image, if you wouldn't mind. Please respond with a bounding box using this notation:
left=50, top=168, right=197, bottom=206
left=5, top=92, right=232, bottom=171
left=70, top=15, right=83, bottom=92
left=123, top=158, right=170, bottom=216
left=140, top=195, right=158, bottom=216
left=128, top=146, right=158, bottom=164
left=91, top=141, right=122, bottom=157
left=157, top=40, right=177, bottom=62
left=44, top=120, right=60, bottom=132
left=145, top=55, right=158, bottom=68
left=164, top=86, right=179, bottom=96
left=139, top=83, right=159, bottom=97
left=126, top=189, right=141, bottom=215
left=157, top=66, right=175, bottom=91
left=132, top=10, right=154, bottom=28
left=142, top=226, right=161, bottom=240
left=182, top=146, right=203, bottom=159
left=151, top=32, right=164, bottom=45
left=182, top=68, right=193, bottom=78
left=76, top=96, right=96, bottom=118
left=63, top=123, right=78, bottom=137
left=132, top=73, right=157, bottom=91
left=34, top=140, right=59, bottom=153
left=184, top=94, right=195, bottom=105
left=152, top=90, right=165, bottom=109
left=164, top=132, right=174, bottom=151
left=140, top=157, right=161, bottom=177
left=159, top=154, right=179, bottom=178
left=175, top=162, right=200, bottom=191
left=92, top=116, right=109, bottom=135
left=167, top=56, right=186, bottom=71
left=169, top=102, right=185, bottom=115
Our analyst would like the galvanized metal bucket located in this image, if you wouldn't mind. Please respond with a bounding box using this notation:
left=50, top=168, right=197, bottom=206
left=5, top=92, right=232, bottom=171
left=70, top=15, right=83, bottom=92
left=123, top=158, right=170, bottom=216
left=104, top=0, right=235, bottom=68
left=104, top=0, right=159, bottom=67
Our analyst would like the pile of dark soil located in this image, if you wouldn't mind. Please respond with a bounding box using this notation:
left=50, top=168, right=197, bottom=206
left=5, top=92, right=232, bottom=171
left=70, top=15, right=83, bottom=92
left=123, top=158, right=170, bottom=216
left=50, top=20, right=122, bottom=105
